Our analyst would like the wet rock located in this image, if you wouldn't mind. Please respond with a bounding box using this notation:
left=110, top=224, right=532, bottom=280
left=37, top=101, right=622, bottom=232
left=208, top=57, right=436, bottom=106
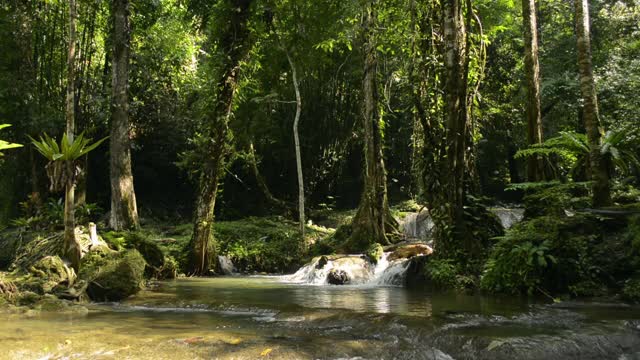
left=34, top=294, right=89, bottom=316
left=316, top=256, right=329, bottom=269
left=404, top=255, right=431, bottom=288
left=388, top=244, right=433, bottom=261
left=24, top=256, right=76, bottom=294
left=366, top=243, right=384, bottom=264
left=328, top=269, right=350, bottom=285
left=80, top=250, right=146, bottom=301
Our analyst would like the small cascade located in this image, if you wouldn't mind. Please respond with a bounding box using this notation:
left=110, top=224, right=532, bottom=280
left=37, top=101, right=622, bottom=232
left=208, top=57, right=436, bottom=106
left=401, top=210, right=434, bottom=240
left=369, top=253, right=412, bottom=286
left=401, top=207, right=524, bottom=239
left=217, top=255, right=236, bottom=275
left=284, top=253, right=414, bottom=287
left=492, top=208, right=525, bottom=229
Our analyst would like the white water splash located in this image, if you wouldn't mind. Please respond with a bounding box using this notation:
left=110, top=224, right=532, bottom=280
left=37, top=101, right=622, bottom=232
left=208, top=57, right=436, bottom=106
left=283, top=253, right=413, bottom=287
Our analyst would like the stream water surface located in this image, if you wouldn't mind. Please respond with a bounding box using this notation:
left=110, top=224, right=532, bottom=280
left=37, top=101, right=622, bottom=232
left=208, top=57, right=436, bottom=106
left=2, top=276, right=640, bottom=359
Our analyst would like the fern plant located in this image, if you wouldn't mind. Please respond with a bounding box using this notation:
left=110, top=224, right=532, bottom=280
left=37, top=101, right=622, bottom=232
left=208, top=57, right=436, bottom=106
left=516, top=128, right=640, bottom=180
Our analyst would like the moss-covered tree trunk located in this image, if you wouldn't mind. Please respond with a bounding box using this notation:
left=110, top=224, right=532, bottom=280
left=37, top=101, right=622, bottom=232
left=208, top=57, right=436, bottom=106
left=109, top=0, right=139, bottom=231
left=188, top=0, right=253, bottom=276
left=574, top=0, right=611, bottom=207
left=522, top=0, right=545, bottom=182
left=64, top=0, right=81, bottom=271
left=439, top=0, right=471, bottom=258
left=348, top=0, right=398, bottom=251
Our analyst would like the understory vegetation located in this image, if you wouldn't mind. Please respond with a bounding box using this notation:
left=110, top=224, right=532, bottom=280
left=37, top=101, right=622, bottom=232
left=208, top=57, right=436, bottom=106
left=1, top=0, right=640, bottom=308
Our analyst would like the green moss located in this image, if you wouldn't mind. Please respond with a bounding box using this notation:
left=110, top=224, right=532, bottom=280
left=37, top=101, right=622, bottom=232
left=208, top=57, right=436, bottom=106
left=80, top=250, right=146, bottom=301
left=214, top=217, right=329, bottom=273
left=366, top=243, right=384, bottom=264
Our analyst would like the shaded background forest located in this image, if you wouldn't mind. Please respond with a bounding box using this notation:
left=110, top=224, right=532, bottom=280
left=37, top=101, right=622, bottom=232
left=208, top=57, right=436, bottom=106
left=0, top=0, right=638, bottom=224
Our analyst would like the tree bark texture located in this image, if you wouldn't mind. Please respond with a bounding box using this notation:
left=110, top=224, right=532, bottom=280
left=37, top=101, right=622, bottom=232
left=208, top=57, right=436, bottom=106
left=348, top=0, right=398, bottom=251
left=64, top=0, right=81, bottom=271
left=188, top=0, right=253, bottom=275
left=574, top=0, right=611, bottom=207
left=286, top=51, right=306, bottom=243
left=522, top=0, right=545, bottom=182
left=439, top=0, right=469, bottom=257
left=109, top=0, right=140, bottom=230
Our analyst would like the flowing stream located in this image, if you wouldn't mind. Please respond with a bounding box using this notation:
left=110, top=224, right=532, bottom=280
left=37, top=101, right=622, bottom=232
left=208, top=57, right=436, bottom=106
left=2, top=273, right=640, bottom=360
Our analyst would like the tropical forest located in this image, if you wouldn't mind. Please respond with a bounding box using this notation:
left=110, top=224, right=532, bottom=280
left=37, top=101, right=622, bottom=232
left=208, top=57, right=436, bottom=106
left=0, top=0, right=640, bottom=358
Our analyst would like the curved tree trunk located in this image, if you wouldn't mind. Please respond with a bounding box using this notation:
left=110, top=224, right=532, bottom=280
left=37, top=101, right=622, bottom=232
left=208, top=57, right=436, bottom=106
left=64, top=0, right=81, bottom=271
left=109, top=0, right=139, bottom=231
left=522, top=0, right=545, bottom=182
left=348, top=0, right=398, bottom=252
left=188, top=0, right=253, bottom=275
left=286, top=51, right=306, bottom=244
left=574, top=0, right=611, bottom=207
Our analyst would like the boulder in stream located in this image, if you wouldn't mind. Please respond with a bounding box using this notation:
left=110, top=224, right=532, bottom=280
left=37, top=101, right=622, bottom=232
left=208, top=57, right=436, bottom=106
left=80, top=250, right=146, bottom=301
left=388, top=244, right=433, bottom=261
left=328, top=269, right=350, bottom=285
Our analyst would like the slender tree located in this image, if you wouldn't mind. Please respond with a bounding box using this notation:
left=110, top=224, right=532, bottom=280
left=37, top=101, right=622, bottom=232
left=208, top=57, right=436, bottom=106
left=522, top=0, right=544, bottom=181
left=109, top=0, right=139, bottom=230
left=285, top=51, right=306, bottom=242
left=64, top=0, right=81, bottom=271
left=188, top=0, right=254, bottom=275
left=347, top=0, right=398, bottom=251
left=574, top=0, right=611, bottom=206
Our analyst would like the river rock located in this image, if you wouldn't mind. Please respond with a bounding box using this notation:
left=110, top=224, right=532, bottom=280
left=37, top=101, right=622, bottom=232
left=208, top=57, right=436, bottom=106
left=23, top=256, right=76, bottom=294
left=81, top=250, right=146, bottom=301
left=328, top=269, right=350, bottom=285
left=388, top=244, right=433, bottom=261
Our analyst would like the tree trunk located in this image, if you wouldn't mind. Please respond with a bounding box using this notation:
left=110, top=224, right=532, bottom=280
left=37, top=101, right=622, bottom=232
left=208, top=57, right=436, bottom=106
left=348, top=0, right=398, bottom=251
left=188, top=0, right=253, bottom=275
left=64, top=0, right=81, bottom=271
left=440, top=0, right=469, bottom=257
left=522, top=0, right=545, bottom=182
left=109, top=0, right=139, bottom=230
left=574, top=0, right=611, bottom=207
left=286, top=51, right=306, bottom=244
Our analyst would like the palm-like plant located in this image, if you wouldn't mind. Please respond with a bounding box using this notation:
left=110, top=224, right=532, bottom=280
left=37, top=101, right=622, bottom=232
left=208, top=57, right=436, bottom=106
left=30, top=132, right=107, bottom=192
left=0, top=124, right=23, bottom=155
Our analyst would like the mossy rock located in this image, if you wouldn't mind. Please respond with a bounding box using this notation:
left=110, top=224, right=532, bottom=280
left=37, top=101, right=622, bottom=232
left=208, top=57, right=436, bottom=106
left=80, top=250, right=145, bottom=302
left=33, top=294, right=89, bottom=316
left=21, top=256, right=76, bottom=295
left=366, top=243, right=384, bottom=264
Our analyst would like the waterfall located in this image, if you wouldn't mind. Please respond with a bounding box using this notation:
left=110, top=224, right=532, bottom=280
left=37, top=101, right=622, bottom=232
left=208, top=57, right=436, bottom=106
left=400, top=207, right=524, bottom=239
left=283, top=253, right=413, bottom=287
left=217, top=255, right=236, bottom=275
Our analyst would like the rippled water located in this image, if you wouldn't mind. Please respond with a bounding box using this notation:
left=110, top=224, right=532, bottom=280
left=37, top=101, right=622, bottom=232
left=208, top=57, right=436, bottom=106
left=2, top=276, right=640, bottom=359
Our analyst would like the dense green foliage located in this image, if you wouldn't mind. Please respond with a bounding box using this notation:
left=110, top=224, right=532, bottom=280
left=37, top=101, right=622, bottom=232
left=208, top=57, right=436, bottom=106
left=0, top=0, right=638, bottom=303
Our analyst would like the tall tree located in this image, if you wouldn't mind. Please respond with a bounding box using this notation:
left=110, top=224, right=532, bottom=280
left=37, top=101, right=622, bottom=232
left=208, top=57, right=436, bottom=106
left=285, top=51, right=306, bottom=242
left=439, top=0, right=470, bottom=257
left=64, top=0, right=81, bottom=271
left=574, top=0, right=611, bottom=206
left=188, top=0, right=254, bottom=275
left=347, top=0, right=398, bottom=251
left=522, top=0, right=544, bottom=181
left=109, top=0, right=139, bottom=230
